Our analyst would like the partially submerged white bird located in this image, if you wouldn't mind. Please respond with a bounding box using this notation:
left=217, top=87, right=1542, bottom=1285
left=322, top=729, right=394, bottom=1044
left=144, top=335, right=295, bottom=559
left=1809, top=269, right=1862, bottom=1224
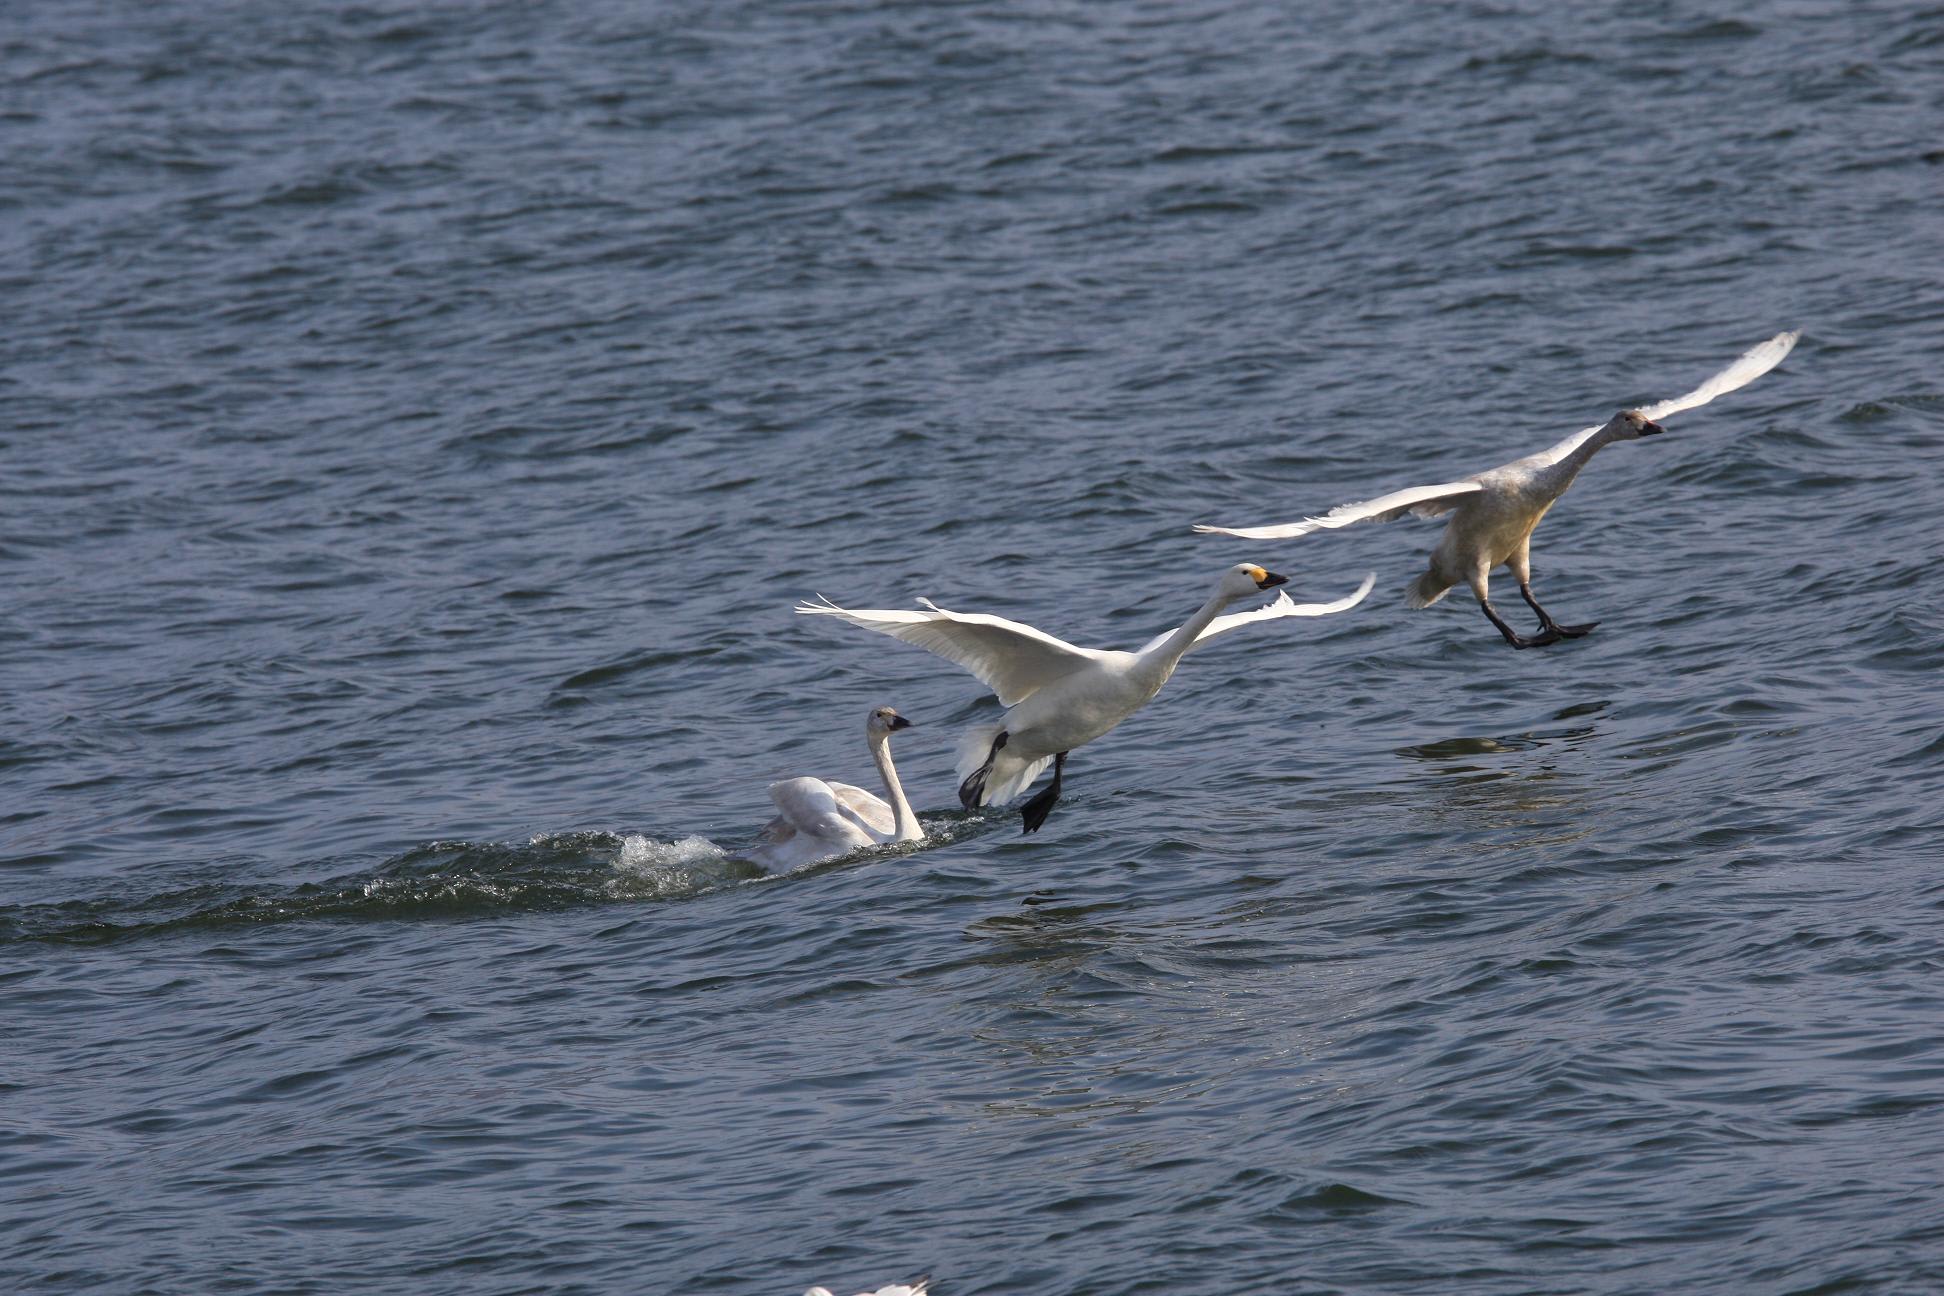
left=1195, top=331, right=1799, bottom=648
left=798, top=564, right=1374, bottom=833
left=747, top=706, right=923, bottom=870
left=804, top=1280, right=928, bottom=1296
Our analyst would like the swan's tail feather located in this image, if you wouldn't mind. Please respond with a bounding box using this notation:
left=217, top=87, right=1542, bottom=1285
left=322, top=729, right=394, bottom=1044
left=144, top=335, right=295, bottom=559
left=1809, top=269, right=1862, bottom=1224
left=983, top=753, right=1054, bottom=807
left=954, top=722, right=1055, bottom=807
left=954, top=722, right=1005, bottom=789
left=1406, top=570, right=1451, bottom=609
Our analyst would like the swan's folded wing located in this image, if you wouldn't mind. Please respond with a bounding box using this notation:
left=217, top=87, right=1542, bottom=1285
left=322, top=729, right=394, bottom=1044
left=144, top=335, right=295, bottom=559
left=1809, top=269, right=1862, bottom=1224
left=1636, top=329, right=1799, bottom=422
left=767, top=777, right=876, bottom=850
left=796, top=596, right=1102, bottom=707
left=826, top=781, right=894, bottom=837
left=1136, top=573, right=1377, bottom=655
left=1193, top=482, right=1482, bottom=540
left=1538, top=330, right=1801, bottom=465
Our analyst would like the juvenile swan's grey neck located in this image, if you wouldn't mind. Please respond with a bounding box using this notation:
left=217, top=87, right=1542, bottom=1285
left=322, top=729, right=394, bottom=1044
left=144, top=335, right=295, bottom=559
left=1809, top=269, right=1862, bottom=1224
left=869, top=734, right=921, bottom=842
left=1536, top=418, right=1628, bottom=496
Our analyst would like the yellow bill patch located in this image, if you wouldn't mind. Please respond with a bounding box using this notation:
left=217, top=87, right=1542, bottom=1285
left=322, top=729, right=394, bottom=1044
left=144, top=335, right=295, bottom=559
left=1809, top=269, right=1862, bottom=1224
left=1246, top=566, right=1268, bottom=583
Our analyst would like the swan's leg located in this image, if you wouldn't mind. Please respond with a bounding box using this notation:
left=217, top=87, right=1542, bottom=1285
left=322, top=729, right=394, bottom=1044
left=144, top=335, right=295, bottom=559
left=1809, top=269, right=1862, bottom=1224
left=1511, top=537, right=1595, bottom=638
left=1019, top=752, right=1066, bottom=835
left=1518, top=583, right=1596, bottom=637
left=958, top=730, right=1008, bottom=810
left=1471, top=563, right=1558, bottom=650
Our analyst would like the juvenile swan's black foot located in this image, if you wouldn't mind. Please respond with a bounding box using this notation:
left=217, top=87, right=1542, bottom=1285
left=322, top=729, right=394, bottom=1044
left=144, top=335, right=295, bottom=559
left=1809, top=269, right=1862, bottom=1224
left=958, top=730, right=1008, bottom=810
left=1519, top=584, right=1596, bottom=640
left=1481, top=598, right=1561, bottom=650
left=1019, top=752, right=1066, bottom=835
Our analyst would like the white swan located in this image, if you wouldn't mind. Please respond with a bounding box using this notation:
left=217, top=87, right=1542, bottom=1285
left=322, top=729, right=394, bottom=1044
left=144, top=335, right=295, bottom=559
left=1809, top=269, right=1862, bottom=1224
left=1196, top=331, right=1799, bottom=648
left=747, top=706, right=923, bottom=870
left=798, top=565, right=1375, bottom=833
left=804, top=1281, right=927, bottom=1296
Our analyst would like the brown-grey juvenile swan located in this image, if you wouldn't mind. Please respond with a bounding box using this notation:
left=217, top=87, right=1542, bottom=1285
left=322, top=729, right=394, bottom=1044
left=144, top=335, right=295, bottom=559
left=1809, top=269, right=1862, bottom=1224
left=747, top=706, right=922, bottom=870
left=798, top=564, right=1374, bottom=833
left=1195, top=331, right=1799, bottom=648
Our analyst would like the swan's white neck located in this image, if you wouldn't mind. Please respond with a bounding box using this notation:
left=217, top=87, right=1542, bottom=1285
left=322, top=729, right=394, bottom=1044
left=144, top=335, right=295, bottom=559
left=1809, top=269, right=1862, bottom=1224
left=1141, top=586, right=1239, bottom=672
left=869, top=734, right=922, bottom=843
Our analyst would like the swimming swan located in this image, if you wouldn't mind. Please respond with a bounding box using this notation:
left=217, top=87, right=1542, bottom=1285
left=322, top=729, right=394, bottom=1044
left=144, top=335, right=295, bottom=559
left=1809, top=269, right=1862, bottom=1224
left=804, top=1281, right=928, bottom=1296
left=798, top=565, right=1375, bottom=833
left=1195, top=331, right=1799, bottom=648
left=747, top=706, right=923, bottom=870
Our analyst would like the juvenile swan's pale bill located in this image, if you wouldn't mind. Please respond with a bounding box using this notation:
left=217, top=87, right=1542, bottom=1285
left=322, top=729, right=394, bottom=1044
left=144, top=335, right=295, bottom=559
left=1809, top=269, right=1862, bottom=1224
left=746, top=706, right=923, bottom=870
left=803, top=1280, right=928, bottom=1296
left=799, top=565, right=1374, bottom=833
left=1195, top=331, right=1798, bottom=648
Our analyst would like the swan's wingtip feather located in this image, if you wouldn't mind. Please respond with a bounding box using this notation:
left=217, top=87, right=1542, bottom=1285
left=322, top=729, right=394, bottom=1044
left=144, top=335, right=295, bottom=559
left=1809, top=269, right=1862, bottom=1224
left=1195, top=519, right=1316, bottom=541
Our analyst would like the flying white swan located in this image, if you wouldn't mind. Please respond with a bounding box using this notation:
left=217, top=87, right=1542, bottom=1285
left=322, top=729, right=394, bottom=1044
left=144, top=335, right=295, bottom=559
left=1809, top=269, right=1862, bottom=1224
left=747, top=706, right=923, bottom=870
left=798, top=565, right=1375, bottom=833
left=804, top=1280, right=928, bottom=1296
left=1195, top=330, right=1799, bottom=648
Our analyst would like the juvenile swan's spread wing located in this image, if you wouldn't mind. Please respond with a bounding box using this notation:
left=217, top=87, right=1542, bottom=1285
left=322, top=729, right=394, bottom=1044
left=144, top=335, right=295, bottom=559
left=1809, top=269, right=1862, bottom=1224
left=1136, top=573, right=1376, bottom=655
left=1194, top=482, right=1482, bottom=540
left=1537, top=330, right=1801, bottom=465
left=797, top=596, right=1102, bottom=707
left=1637, top=329, right=1800, bottom=421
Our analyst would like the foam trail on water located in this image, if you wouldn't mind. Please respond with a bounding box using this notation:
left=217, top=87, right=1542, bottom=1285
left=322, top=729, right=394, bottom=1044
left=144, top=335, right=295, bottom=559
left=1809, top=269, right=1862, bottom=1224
left=607, top=834, right=756, bottom=898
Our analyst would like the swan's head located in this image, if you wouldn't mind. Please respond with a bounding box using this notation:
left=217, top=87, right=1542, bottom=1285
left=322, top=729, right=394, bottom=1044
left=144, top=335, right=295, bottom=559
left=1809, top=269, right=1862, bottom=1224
left=866, top=706, right=913, bottom=739
left=1607, top=409, right=1666, bottom=440
left=1221, top=563, right=1289, bottom=597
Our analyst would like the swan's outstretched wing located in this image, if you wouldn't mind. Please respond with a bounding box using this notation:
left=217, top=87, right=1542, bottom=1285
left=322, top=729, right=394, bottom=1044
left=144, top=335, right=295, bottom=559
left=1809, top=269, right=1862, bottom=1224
left=1537, top=330, right=1800, bottom=464
left=797, top=596, right=1102, bottom=708
left=825, top=781, right=894, bottom=837
left=1194, top=482, right=1482, bottom=541
left=1136, top=573, right=1376, bottom=655
left=1638, top=329, right=1799, bottom=421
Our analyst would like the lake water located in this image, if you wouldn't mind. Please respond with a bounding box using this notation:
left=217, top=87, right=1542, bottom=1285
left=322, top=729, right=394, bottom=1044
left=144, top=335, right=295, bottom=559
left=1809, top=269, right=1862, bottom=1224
left=5, top=1, right=1943, bottom=1292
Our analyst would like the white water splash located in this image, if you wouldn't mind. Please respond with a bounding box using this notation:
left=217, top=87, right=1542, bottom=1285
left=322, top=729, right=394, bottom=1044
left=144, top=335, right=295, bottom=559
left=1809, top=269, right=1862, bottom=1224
left=607, top=834, right=753, bottom=898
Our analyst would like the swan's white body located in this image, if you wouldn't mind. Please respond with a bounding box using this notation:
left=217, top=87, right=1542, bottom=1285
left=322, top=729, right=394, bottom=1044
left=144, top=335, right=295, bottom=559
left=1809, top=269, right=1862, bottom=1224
left=1196, top=331, right=1798, bottom=645
left=799, top=565, right=1374, bottom=816
left=804, top=1282, right=928, bottom=1296
left=747, top=707, right=922, bottom=870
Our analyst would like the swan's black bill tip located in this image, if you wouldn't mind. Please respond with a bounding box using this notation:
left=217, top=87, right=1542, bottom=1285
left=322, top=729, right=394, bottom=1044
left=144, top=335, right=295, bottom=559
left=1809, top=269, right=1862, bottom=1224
left=1258, top=571, right=1289, bottom=589
left=1640, top=420, right=1667, bottom=436
left=888, top=714, right=913, bottom=730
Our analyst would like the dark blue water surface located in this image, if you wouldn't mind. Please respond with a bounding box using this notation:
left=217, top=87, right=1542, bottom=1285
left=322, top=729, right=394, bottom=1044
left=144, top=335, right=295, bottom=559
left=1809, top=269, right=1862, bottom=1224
left=5, top=1, right=1943, bottom=1292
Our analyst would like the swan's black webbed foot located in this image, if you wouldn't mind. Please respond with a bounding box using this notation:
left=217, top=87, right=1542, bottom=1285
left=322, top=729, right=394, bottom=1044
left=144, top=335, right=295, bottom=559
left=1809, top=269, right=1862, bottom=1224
left=1481, top=599, right=1560, bottom=650
left=958, top=730, right=1008, bottom=810
left=1019, top=752, right=1065, bottom=834
left=1518, top=584, right=1595, bottom=640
